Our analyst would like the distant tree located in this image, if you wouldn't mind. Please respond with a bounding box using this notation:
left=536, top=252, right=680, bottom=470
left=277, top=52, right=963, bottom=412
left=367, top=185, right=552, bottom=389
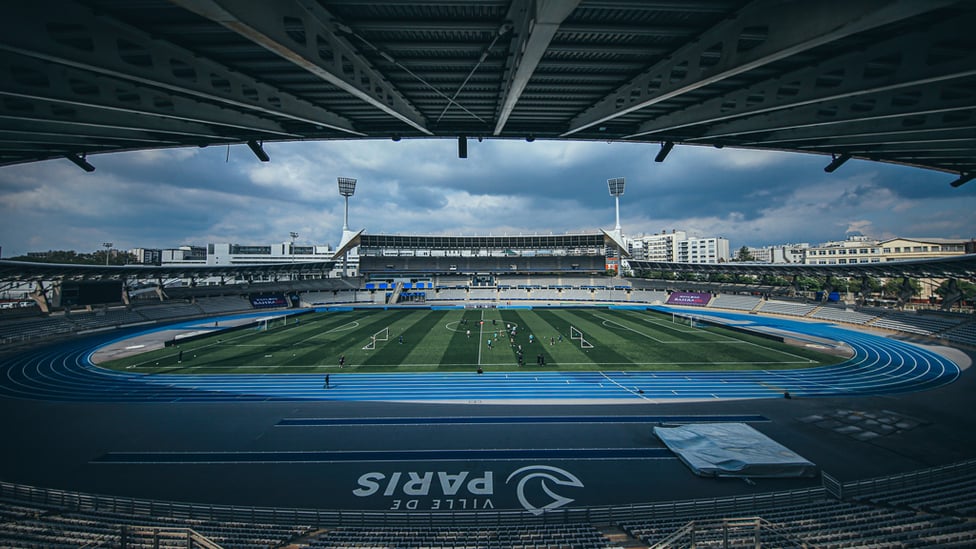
left=794, top=276, right=822, bottom=291
left=735, top=246, right=755, bottom=262
left=882, top=277, right=922, bottom=297
left=936, top=279, right=976, bottom=299
left=8, top=249, right=137, bottom=265
left=760, top=275, right=790, bottom=287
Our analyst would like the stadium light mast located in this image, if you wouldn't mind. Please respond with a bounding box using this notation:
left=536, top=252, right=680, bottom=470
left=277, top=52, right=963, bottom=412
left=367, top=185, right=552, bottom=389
left=607, top=178, right=626, bottom=277
left=607, top=177, right=625, bottom=233
left=102, top=242, right=113, bottom=266
left=337, top=177, right=358, bottom=277
left=338, top=177, right=357, bottom=231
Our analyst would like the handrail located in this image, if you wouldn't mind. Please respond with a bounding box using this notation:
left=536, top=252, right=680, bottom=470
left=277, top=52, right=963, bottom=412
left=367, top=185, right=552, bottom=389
left=837, top=458, right=976, bottom=500
left=649, top=517, right=814, bottom=549
left=0, top=479, right=825, bottom=529
left=2, top=461, right=973, bottom=531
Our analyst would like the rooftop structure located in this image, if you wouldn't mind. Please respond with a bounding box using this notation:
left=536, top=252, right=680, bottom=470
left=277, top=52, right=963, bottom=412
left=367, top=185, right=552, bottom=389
left=0, top=1, right=972, bottom=185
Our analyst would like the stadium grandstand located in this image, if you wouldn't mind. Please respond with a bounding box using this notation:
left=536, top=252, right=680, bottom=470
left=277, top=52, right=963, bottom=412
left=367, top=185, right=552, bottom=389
left=2, top=1, right=976, bottom=547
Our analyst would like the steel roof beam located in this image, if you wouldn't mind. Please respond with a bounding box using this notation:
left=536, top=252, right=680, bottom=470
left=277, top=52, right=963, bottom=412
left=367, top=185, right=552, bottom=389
left=745, top=115, right=976, bottom=146
left=563, top=0, right=955, bottom=137
left=173, top=0, right=431, bottom=135
left=0, top=55, right=299, bottom=138
left=0, top=2, right=360, bottom=136
left=690, top=84, right=976, bottom=141
left=0, top=124, right=180, bottom=145
left=792, top=134, right=976, bottom=149
left=0, top=106, right=230, bottom=142
left=626, top=15, right=976, bottom=139
left=494, top=0, right=582, bottom=135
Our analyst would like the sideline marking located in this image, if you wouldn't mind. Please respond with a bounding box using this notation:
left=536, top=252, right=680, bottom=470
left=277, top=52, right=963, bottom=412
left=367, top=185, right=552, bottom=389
left=276, top=414, right=769, bottom=426
left=92, top=447, right=675, bottom=464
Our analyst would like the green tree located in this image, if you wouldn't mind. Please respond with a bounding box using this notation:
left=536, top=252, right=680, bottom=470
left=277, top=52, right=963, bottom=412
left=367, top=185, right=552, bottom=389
left=882, top=277, right=922, bottom=297
left=735, top=246, right=755, bottom=262
left=935, top=279, right=976, bottom=299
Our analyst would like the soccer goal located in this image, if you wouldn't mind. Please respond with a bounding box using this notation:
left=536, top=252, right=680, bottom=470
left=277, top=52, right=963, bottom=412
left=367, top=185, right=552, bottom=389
left=256, top=316, right=287, bottom=331
left=362, top=326, right=390, bottom=350
left=569, top=325, right=594, bottom=349
left=671, top=313, right=704, bottom=328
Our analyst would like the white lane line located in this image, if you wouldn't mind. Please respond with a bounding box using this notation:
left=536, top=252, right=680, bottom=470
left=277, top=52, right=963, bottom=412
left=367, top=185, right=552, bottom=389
left=599, top=371, right=650, bottom=400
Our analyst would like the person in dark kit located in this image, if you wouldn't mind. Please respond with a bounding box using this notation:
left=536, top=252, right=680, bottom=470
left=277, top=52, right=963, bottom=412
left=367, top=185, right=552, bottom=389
left=540, top=355, right=545, bottom=365
left=398, top=335, right=403, bottom=344
left=178, top=350, right=183, bottom=363
left=324, top=374, right=330, bottom=389
left=477, top=367, right=483, bottom=375
left=536, top=354, right=542, bottom=365
left=339, top=355, right=345, bottom=368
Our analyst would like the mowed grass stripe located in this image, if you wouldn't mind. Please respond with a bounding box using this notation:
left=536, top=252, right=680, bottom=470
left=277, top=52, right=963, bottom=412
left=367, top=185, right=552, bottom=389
left=497, top=309, right=610, bottom=369
left=363, top=309, right=448, bottom=368
left=548, top=308, right=652, bottom=366
left=98, top=308, right=846, bottom=374
left=268, top=309, right=398, bottom=369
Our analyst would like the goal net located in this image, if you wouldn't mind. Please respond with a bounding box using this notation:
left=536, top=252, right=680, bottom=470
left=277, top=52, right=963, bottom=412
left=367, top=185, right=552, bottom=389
left=256, top=316, right=287, bottom=331
left=569, top=325, right=594, bottom=349
left=362, top=326, right=390, bottom=350
left=672, top=313, right=703, bottom=328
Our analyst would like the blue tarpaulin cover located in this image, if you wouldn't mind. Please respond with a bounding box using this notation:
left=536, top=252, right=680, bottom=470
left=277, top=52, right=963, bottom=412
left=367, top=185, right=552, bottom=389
left=653, top=423, right=817, bottom=478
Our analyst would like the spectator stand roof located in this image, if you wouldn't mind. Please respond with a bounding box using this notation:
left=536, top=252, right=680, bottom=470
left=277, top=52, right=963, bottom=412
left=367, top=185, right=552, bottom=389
left=628, top=254, right=976, bottom=279
left=0, top=1, right=973, bottom=185
left=0, top=259, right=336, bottom=283
left=1, top=254, right=973, bottom=285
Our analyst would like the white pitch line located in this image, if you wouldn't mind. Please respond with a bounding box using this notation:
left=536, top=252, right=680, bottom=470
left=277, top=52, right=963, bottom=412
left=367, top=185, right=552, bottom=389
left=600, top=371, right=649, bottom=401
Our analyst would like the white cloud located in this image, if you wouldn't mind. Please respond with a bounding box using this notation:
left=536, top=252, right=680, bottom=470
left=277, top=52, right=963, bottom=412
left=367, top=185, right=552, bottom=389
left=0, top=139, right=972, bottom=257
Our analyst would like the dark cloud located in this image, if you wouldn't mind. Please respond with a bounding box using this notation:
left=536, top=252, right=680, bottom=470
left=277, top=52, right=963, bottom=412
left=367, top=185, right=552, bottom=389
left=0, top=140, right=972, bottom=257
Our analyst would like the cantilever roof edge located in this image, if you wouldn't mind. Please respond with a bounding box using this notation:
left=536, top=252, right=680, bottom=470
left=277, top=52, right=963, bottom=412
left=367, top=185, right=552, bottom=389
left=0, top=259, right=336, bottom=282
left=626, top=254, right=976, bottom=279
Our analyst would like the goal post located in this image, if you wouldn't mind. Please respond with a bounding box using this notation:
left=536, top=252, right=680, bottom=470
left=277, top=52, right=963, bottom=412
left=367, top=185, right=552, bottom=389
left=671, top=312, right=701, bottom=327
left=569, top=325, right=593, bottom=349
left=362, top=326, right=389, bottom=350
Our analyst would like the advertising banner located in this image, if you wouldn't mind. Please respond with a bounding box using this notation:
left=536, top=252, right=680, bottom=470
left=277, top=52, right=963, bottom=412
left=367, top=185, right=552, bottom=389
left=666, top=291, right=711, bottom=307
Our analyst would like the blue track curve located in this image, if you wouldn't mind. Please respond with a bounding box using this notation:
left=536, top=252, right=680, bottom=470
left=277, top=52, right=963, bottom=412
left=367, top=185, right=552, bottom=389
left=0, top=307, right=960, bottom=402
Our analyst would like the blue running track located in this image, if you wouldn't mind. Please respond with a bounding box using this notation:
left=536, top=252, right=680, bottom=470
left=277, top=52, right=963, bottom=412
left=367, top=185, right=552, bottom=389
left=0, top=307, right=960, bottom=402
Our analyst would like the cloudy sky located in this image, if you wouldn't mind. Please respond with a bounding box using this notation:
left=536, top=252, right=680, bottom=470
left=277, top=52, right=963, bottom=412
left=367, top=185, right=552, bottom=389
left=0, top=139, right=972, bottom=258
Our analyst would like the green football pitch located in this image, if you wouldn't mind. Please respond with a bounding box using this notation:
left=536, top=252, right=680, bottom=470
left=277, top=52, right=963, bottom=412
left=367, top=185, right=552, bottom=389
left=99, top=308, right=845, bottom=374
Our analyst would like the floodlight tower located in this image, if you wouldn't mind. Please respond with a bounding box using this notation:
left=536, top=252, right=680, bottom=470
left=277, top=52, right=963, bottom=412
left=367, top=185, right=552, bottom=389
left=607, top=177, right=625, bottom=233
left=338, top=177, right=357, bottom=231
left=102, top=242, right=113, bottom=266
left=607, top=177, right=626, bottom=277
left=337, top=177, right=358, bottom=277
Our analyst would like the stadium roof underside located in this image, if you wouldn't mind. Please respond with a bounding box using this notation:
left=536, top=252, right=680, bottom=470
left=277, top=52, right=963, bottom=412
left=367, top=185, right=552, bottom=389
left=0, top=1, right=974, bottom=184
left=0, top=259, right=337, bottom=283
left=628, top=254, right=976, bottom=279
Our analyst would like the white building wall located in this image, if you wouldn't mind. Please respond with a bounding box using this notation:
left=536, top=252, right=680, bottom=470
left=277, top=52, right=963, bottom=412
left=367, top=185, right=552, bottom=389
left=678, top=237, right=729, bottom=264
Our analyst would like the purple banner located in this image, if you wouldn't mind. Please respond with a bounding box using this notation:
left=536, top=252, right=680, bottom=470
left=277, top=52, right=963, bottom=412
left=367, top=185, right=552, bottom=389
left=666, top=291, right=711, bottom=307
left=250, top=294, right=287, bottom=309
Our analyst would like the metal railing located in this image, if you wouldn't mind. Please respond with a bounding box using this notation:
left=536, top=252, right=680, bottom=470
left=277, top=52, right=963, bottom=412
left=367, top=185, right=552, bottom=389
left=648, top=517, right=812, bottom=549
left=0, top=480, right=826, bottom=530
